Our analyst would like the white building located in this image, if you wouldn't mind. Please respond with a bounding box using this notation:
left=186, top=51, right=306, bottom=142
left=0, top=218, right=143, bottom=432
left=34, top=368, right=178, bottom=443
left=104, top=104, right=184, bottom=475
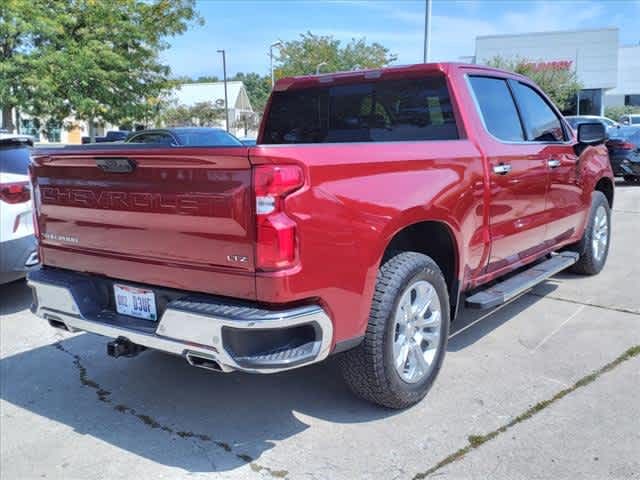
left=171, top=81, right=256, bottom=137
left=472, top=28, right=640, bottom=116
left=0, top=111, right=115, bottom=145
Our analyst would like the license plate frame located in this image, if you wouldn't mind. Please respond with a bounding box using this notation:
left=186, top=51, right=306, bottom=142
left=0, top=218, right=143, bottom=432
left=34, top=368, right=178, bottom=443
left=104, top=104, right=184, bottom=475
left=113, top=284, right=158, bottom=321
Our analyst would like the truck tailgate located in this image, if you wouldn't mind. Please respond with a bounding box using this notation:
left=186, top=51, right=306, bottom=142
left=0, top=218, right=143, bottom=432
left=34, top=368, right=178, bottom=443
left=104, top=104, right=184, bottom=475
left=31, top=146, right=256, bottom=299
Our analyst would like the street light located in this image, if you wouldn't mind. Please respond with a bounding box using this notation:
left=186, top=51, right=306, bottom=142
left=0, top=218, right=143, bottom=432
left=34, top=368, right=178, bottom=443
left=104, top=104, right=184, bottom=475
left=316, top=62, right=328, bottom=74
left=217, top=49, right=230, bottom=132
left=423, top=0, right=432, bottom=63
left=270, top=41, right=283, bottom=87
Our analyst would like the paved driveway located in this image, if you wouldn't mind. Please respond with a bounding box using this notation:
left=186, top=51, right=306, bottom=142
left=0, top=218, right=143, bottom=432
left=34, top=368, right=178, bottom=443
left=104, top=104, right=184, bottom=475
left=1, top=182, right=639, bottom=480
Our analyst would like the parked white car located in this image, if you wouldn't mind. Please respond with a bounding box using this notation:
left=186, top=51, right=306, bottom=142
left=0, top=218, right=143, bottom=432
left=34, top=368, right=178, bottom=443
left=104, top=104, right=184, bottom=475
left=619, top=114, right=640, bottom=126
left=0, top=135, right=39, bottom=283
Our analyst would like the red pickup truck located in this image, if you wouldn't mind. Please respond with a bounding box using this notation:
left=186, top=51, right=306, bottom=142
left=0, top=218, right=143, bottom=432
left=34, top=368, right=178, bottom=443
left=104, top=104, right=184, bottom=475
left=28, top=63, right=613, bottom=408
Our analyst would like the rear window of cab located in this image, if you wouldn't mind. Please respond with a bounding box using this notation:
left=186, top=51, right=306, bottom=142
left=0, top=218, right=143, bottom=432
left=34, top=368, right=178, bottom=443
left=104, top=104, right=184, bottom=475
left=262, top=75, right=459, bottom=144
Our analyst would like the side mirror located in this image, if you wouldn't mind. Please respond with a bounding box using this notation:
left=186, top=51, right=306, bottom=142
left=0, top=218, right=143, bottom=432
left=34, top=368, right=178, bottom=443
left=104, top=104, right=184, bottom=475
left=577, top=122, right=606, bottom=145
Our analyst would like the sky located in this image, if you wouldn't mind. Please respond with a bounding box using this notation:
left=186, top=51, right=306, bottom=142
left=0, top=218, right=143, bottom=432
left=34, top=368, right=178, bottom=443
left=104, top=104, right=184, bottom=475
left=163, top=0, right=640, bottom=79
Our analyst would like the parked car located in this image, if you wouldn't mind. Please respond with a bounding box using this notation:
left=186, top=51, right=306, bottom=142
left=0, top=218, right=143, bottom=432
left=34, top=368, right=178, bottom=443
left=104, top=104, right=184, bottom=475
left=81, top=130, right=130, bottom=144
left=0, top=136, right=39, bottom=284
left=29, top=63, right=613, bottom=408
left=125, top=127, right=242, bottom=146
left=619, top=114, right=640, bottom=126
left=606, top=126, right=640, bottom=183
left=239, top=138, right=257, bottom=146
left=565, top=115, right=618, bottom=131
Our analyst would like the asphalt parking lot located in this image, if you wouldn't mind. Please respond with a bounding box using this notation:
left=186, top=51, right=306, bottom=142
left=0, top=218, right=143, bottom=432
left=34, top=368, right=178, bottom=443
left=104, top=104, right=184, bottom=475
left=1, top=182, right=639, bottom=480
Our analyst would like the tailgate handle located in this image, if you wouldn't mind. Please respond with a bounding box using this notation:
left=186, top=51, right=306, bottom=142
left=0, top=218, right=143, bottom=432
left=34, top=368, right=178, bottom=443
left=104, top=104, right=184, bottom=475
left=493, top=163, right=512, bottom=175
left=95, top=157, right=137, bottom=173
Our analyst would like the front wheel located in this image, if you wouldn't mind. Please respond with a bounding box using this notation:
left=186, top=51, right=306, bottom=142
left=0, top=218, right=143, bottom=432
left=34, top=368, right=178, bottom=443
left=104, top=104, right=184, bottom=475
left=570, top=191, right=611, bottom=275
left=338, top=252, right=449, bottom=409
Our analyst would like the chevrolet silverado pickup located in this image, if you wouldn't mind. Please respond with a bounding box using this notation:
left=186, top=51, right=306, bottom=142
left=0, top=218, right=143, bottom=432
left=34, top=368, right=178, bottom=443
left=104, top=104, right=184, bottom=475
left=28, top=63, right=614, bottom=408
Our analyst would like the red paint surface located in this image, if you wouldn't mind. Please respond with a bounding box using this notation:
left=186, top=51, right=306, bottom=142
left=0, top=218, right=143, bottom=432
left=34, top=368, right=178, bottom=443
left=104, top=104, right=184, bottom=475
left=31, top=63, right=613, bottom=348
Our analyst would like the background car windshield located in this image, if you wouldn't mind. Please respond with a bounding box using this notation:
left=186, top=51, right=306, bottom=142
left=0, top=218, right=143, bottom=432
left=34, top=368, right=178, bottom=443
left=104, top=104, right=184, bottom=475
left=609, top=126, right=640, bottom=140
left=177, top=130, right=242, bottom=146
left=127, top=133, right=174, bottom=145
left=0, top=145, right=30, bottom=174
left=262, top=75, right=459, bottom=144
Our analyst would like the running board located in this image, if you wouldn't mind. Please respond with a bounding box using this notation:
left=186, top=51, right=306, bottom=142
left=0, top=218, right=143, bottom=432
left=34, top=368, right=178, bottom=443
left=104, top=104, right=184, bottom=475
left=465, top=252, right=579, bottom=310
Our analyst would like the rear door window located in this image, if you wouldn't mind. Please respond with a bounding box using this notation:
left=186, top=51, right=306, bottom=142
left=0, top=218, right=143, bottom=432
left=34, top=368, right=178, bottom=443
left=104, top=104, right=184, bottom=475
left=0, top=146, right=31, bottom=174
left=510, top=82, right=566, bottom=142
left=468, top=76, right=524, bottom=142
left=262, top=75, right=459, bottom=144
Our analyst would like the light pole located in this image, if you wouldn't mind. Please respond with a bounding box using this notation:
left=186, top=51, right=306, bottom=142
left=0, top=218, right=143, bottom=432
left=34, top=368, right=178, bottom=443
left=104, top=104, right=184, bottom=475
left=316, top=62, right=328, bottom=74
left=270, top=41, right=283, bottom=87
left=217, top=49, right=230, bottom=132
left=423, top=0, right=432, bottom=63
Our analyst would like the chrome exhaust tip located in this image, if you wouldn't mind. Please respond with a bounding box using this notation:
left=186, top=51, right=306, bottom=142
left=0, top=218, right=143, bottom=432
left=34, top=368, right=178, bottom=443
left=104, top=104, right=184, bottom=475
left=185, top=352, right=224, bottom=372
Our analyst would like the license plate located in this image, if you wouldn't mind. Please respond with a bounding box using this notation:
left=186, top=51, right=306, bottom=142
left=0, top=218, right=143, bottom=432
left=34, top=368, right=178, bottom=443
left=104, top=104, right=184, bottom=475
left=114, top=284, right=157, bottom=321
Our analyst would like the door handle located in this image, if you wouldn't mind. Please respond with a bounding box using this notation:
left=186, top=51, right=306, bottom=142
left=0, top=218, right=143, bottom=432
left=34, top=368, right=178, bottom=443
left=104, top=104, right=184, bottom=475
left=547, top=158, right=561, bottom=168
left=493, top=163, right=512, bottom=175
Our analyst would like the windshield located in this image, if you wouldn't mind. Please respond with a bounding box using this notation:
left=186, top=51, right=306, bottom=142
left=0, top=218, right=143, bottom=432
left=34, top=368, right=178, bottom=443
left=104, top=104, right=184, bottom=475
left=176, top=130, right=242, bottom=146
left=609, top=126, right=640, bottom=140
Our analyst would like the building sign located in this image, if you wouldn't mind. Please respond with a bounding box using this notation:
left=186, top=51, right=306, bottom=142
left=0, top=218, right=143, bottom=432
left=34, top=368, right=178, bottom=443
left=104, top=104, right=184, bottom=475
left=522, top=60, right=573, bottom=72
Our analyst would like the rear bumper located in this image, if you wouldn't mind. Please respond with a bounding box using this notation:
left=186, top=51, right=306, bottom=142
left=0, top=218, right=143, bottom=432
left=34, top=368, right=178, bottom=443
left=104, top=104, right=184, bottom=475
left=27, top=268, right=333, bottom=373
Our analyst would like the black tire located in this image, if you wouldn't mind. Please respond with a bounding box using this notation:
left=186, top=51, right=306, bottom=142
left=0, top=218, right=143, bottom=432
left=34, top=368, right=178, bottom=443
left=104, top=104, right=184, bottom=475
left=338, top=252, right=450, bottom=409
left=570, top=191, right=611, bottom=275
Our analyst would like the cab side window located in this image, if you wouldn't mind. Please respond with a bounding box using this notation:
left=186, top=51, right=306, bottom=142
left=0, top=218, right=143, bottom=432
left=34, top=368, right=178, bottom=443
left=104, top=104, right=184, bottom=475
left=511, top=82, right=565, bottom=142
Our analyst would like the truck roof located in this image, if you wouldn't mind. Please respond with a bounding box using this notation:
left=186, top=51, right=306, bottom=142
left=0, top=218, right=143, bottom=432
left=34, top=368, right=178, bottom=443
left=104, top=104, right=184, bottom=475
left=274, top=62, right=526, bottom=91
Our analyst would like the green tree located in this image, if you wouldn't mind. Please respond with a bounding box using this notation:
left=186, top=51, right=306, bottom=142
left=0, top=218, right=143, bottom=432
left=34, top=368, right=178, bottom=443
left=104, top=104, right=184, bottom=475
left=0, top=0, right=201, bottom=137
left=0, top=0, right=62, bottom=131
left=160, top=103, right=193, bottom=127
left=189, top=101, right=224, bottom=126
left=193, top=75, right=220, bottom=83
left=275, top=32, right=396, bottom=79
left=159, top=101, right=223, bottom=127
left=486, top=56, right=582, bottom=112
left=605, top=105, right=640, bottom=122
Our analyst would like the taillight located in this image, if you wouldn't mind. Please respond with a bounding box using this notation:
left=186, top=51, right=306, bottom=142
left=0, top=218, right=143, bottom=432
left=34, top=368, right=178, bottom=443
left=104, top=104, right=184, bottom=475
left=608, top=140, right=635, bottom=150
left=0, top=181, right=30, bottom=204
left=253, top=164, right=304, bottom=271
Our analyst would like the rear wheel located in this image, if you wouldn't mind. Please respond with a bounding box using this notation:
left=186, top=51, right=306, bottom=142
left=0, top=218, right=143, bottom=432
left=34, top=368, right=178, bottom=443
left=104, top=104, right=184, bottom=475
left=338, top=252, right=449, bottom=409
left=570, top=191, right=611, bottom=275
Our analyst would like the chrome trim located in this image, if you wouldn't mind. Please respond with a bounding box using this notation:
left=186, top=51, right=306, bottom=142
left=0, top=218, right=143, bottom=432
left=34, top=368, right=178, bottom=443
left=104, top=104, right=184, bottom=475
left=464, top=73, right=574, bottom=147
left=547, top=158, right=561, bottom=168
left=493, top=163, right=512, bottom=175
left=24, top=251, right=40, bottom=267
left=28, top=277, right=333, bottom=374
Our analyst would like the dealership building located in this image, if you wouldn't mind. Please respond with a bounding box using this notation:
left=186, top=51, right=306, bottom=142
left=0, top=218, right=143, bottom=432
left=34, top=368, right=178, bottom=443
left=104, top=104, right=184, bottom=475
left=469, top=28, right=640, bottom=117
